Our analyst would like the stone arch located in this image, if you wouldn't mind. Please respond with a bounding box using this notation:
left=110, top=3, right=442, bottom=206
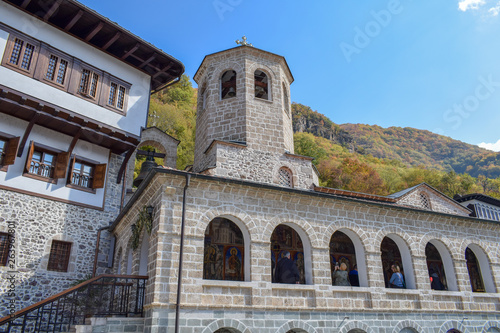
left=202, top=319, right=252, bottom=333
left=376, top=227, right=417, bottom=289
left=419, top=234, right=458, bottom=291
left=483, top=321, right=500, bottom=332
left=339, top=320, right=374, bottom=333
left=213, top=62, right=244, bottom=101
left=272, top=162, right=298, bottom=188
left=262, top=213, right=319, bottom=246
left=464, top=242, right=496, bottom=293
left=325, top=222, right=369, bottom=287
left=247, top=62, right=278, bottom=83
left=196, top=207, right=253, bottom=282
left=392, top=320, right=424, bottom=333
left=373, top=226, right=417, bottom=256
left=203, top=217, right=248, bottom=281
left=276, top=320, right=318, bottom=333
left=439, top=320, right=470, bottom=333
left=457, top=238, right=493, bottom=260
left=126, top=127, right=180, bottom=188
left=194, top=205, right=256, bottom=242
left=248, top=63, right=277, bottom=101
left=253, top=69, right=271, bottom=100
left=270, top=221, right=314, bottom=285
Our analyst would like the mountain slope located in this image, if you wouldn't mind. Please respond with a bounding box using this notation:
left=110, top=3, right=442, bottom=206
left=292, top=103, right=500, bottom=178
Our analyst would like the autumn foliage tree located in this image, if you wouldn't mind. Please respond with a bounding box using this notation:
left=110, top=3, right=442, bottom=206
left=318, top=157, right=386, bottom=194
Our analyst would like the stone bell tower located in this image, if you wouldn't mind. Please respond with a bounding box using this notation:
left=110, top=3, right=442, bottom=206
left=193, top=38, right=318, bottom=190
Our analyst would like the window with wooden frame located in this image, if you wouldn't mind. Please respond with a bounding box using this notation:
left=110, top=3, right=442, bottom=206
left=254, top=70, right=269, bottom=100
left=0, top=232, right=11, bottom=267
left=24, top=141, right=69, bottom=182
left=1, top=33, right=39, bottom=76
left=47, top=240, right=72, bottom=272
left=0, top=135, right=20, bottom=171
left=79, top=68, right=100, bottom=98
left=69, top=60, right=102, bottom=103
left=221, top=70, right=237, bottom=100
left=67, top=156, right=106, bottom=191
left=100, top=74, right=130, bottom=113
left=34, top=45, right=73, bottom=90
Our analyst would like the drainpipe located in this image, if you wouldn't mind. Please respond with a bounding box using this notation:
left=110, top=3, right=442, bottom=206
left=120, top=164, right=127, bottom=211
left=92, top=226, right=110, bottom=277
left=174, top=174, right=190, bottom=333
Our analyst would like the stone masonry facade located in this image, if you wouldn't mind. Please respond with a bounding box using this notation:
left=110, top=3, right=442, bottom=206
left=111, top=170, right=500, bottom=333
left=193, top=46, right=295, bottom=178
left=0, top=153, right=124, bottom=316
left=201, top=142, right=318, bottom=190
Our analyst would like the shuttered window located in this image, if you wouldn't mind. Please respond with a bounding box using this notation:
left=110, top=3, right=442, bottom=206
left=0, top=136, right=20, bottom=171
left=67, top=156, right=107, bottom=191
left=24, top=142, right=69, bottom=182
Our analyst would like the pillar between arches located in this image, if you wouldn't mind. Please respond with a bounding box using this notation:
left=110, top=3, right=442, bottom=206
left=311, top=247, right=331, bottom=286
left=412, top=255, right=432, bottom=291
left=365, top=251, right=385, bottom=288
left=454, top=258, right=473, bottom=292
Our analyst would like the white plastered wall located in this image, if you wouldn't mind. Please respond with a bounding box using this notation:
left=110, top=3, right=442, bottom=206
left=0, top=116, right=109, bottom=207
left=0, top=3, right=151, bottom=136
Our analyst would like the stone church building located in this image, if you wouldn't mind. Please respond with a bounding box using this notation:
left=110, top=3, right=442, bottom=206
left=0, top=1, right=499, bottom=333
left=107, top=45, right=500, bottom=333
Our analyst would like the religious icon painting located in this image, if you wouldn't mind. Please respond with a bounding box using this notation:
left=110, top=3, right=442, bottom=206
left=294, top=252, right=306, bottom=284
left=224, top=246, right=243, bottom=281
left=339, top=256, right=350, bottom=270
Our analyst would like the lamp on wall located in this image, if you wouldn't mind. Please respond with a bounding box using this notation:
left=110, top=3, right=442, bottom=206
left=338, top=316, right=349, bottom=328
left=146, top=205, right=154, bottom=219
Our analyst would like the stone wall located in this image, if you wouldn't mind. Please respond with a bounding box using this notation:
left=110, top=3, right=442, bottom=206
left=113, top=171, right=500, bottom=333
left=202, top=142, right=317, bottom=190
left=142, top=308, right=500, bottom=333
left=0, top=153, right=124, bottom=316
left=193, top=46, right=295, bottom=175
left=395, top=186, right=470, bottom=216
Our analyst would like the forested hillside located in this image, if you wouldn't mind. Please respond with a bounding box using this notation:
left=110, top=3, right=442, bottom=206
left=145, top=77, right=500, bottom=198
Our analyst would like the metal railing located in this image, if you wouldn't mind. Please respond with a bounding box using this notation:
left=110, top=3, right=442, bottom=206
left=0, top=275, right=148, bottom=333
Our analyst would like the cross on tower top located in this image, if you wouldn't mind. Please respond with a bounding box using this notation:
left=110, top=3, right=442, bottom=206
left=236, top=36, right=253, bottom=47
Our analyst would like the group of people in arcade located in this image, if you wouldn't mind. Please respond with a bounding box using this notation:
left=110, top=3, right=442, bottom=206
left=274, top=253, right=445, bottom=290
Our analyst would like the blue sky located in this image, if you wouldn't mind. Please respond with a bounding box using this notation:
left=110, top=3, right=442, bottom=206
left=79, top=0, right=500, bottom=151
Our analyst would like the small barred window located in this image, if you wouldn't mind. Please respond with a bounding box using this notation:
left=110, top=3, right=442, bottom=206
left=278, top=167, right=293, bottom=188
left=0, top=232, right=11, bottom=266
left=419, top=193, right=431, bottom=210
left=47, top=240, right=72, bottom=272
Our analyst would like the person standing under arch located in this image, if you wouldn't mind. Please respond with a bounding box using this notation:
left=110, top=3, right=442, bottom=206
left=275, top=251, right=300, bottom=284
